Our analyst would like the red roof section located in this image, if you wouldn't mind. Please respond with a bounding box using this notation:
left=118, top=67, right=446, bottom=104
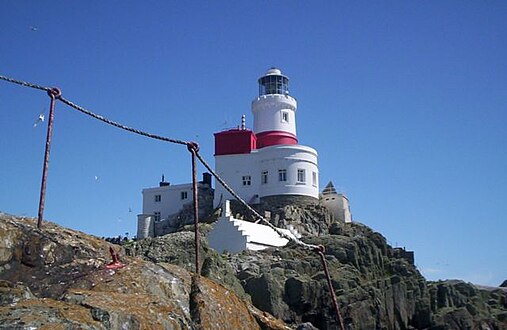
left=214, top=129, right=257, bottom=155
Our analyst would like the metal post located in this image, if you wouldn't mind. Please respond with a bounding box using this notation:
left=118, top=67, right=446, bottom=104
left=188, top=142, right=200, bottom=274
left=37, top=87, right=61, bottom=229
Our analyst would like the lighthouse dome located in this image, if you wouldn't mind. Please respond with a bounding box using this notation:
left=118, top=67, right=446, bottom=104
left=265, top=68, right=282, bottom=75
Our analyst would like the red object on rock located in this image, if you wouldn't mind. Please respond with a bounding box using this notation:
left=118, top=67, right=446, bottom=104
left=105, top=247, right=124, bottom=269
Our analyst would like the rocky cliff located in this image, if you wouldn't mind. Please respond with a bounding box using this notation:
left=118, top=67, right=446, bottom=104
left=128, top=208, right=507, bottom=329
left=1, top=209, right=506, bottom=329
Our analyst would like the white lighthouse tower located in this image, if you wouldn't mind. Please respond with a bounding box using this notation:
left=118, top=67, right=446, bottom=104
left=214, top=68, right=319, bottom=206
left=253, top=68, right=298, bottom=148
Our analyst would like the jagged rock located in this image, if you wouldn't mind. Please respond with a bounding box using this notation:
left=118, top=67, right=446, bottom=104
left=295, top=322, right=319, bottom=330
left=428, top=280, right=507, bottom=329
left=222, top=219, right=507, bottom=330
left=225, top=224, right=431, bottom=329
left=501, top=280, right=507, bottom=288
left=0, top=280, right=34, bottom=305
left=190, top=275, right=260, bottom=330
left=126, top=230, right=249, bottom=301
left=0, top=213, right=288, bottom=329
left=129, top=200, right=507, bottom=329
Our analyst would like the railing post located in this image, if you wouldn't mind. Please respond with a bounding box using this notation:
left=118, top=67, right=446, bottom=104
left=37, top=87, right=61, bottom=229
left=187, top=142, right=200, bottom=274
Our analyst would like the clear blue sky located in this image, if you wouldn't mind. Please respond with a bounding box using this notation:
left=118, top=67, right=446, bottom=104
left=1, top=1, right=506, bottom=286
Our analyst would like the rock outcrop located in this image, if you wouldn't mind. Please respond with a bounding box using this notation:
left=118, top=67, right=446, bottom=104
left=125, top=229, right=250, bottom=301
left=0, top=213, right=287, bottom=329
left=428, top=280, right=507, bottom=329
left=123, top=214, right=507, bottom=329
left=226, top=222, right=432, bottom=329
left=2, top=208, right=506, bottom=329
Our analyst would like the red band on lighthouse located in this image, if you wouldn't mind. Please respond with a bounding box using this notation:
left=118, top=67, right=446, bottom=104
left=256, top=131, right=298, bottom=148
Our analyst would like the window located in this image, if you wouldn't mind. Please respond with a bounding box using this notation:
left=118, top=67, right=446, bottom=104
left=297, top=169, right=306, bottom=183
left=281, top=111, right=289, bottom=123
left=261, top=171, right=268, bottom=184
left=181, top=191, right=188, bottom=200
left=154, top=212, right=161, bottom=222
left=154, top=194, right=161, bottom=202
left=278, top=169, right=287, bottom=182
left=312, top=171, right=317, bottom=187
left=242, top=175, right=251, bottom=186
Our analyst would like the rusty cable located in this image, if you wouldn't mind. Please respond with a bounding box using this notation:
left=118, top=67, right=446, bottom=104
left=0, top=75, right=52, bottom=92
left=0, top=74, right=188, bottom=146
left=315, top=245, right=345, bottom=330
left=57, top=95, right=189, bottom=146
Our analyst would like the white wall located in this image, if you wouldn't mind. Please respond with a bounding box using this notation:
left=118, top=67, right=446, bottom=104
left=252, top=94, right=297, bottom=135
left=214, top=144, right=319, bottom=207
left=207, top=216, right=248, bottom=254
left=257, top=145, right=319, bottom=198
left=321, top=193, right=352, bottom=223
left=214, top=153, right=259, bottom=206
left=137, top=214, right=154, bottom=239
left=142, top=183, right=193, bottom=221
left=208, top=202, right=298, bottom=254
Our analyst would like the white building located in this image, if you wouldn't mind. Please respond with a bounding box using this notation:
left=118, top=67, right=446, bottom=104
left=141, top=180, right=193, bottom=222
left=138, top=68, right=347, bottom=240
left=213, top=68, right=319, bottom=206
left=137, top=174, right=213, bottom=239
left=320, top=181, right=352, bottom=223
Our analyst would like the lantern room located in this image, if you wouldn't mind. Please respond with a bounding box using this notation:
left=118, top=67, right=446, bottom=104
left=258, top=68, right=289, bottom=96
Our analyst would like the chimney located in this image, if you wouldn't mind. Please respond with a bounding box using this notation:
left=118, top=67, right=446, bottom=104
left=159, top=174, right=170, bottom=187
left=202, top=172, right=212, bottom=188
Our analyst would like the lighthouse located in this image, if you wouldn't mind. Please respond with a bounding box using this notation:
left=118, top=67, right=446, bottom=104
left=214, top=68, right=319, bottom=206
left=253, top=68, right=298, bottom=148
left=137, top=68, right=331, bottom=239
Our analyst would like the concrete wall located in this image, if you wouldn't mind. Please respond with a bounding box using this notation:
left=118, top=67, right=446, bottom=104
left=141, top=180, right=214, bottom=237
left=137, top=214, right=154, bottom=239
left=142, top=183, right=195, bottom=221
left=153, top=185, right=214, bottom=236
left=208, top=201, right=297, bottom=254
left=252, top=94, right=297, bottom=136
left=214, top=152, right=259, bottom=206
left=214, top=144, right=319, bottom=207
left=207, top=216, right=248, bottom=254
left=257, top=145, right=318, bottom=198
left=321, top=193, right=352, bottom=223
